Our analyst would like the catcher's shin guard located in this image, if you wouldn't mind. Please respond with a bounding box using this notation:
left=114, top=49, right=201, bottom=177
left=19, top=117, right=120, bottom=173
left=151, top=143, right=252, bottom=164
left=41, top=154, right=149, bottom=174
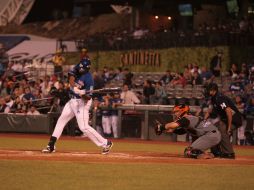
left=154, top=120, right=165, bottom=135
left=184, top=147, right=204, bottom=159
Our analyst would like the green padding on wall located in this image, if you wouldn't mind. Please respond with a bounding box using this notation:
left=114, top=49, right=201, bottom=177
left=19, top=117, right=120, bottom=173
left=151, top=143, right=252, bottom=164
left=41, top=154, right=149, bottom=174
left=65, top=46, right=254, bottom=72
left=0, top=114, right=51, bottom=133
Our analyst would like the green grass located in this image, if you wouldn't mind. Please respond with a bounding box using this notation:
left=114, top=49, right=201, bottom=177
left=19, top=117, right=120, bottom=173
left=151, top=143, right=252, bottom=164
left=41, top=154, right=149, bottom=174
left=0, top=160, right=253, bottom=190
left=0, top=135, right=254, bottom=190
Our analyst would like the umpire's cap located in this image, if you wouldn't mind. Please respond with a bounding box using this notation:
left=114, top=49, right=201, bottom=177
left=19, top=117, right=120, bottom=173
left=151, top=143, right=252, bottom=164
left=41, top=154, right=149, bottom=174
left=204, top=83, right=218, bottom=97
left=207, top=83, right=218, bottom=92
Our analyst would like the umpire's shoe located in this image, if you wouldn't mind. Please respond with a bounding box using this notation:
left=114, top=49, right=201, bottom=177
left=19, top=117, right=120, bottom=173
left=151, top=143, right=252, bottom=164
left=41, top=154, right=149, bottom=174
left=42, top=145, right=56, bottom=153
left=102, top=141, right=113, bottom=155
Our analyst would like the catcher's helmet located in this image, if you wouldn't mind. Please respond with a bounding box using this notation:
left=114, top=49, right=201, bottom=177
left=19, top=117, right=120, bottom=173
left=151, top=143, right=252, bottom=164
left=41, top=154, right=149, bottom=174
left=78, top=58, right=91, bottom=73
left=173, top=104, right=190, bottom=118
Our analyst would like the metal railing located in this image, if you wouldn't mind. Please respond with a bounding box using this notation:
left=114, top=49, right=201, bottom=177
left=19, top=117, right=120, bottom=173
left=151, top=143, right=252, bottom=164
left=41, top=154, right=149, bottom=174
left=92, top=104, right=200, bottom=140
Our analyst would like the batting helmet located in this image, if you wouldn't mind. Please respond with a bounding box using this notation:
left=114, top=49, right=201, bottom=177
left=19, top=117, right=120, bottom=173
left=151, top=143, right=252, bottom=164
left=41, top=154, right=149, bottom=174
left=78, top=58, right=91, bottom=74
left=173, top=104, right=190, bottom=118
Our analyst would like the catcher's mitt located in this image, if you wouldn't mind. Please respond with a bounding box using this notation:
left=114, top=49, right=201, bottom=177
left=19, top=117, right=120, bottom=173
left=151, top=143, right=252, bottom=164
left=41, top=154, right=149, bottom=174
left=154, top=120, right=164, bottom=135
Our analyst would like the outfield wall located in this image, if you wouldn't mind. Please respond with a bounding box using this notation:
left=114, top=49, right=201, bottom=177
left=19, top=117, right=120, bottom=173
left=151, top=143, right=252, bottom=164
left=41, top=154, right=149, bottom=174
left=0, top=114, right=52, bottom=133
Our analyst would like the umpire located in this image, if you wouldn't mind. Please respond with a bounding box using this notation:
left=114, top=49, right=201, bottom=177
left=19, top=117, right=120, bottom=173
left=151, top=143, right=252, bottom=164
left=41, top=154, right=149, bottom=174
left=205, top=83, right=242, bottom=159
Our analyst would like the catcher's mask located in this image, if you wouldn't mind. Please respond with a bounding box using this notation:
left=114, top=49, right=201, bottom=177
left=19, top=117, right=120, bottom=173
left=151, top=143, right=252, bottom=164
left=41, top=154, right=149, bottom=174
left=78, top=58, right=91, bottom=74
left=173, top=104, right=190, bottom=118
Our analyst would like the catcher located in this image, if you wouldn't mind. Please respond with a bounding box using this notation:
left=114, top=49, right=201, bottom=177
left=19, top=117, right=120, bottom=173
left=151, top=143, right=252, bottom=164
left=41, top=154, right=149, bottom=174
left=155, top=104, right=221, bottom=159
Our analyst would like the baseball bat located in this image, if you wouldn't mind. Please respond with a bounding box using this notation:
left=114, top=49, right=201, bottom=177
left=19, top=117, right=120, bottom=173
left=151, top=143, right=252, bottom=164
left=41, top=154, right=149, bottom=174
left=86, top=87, right=122, bottom=94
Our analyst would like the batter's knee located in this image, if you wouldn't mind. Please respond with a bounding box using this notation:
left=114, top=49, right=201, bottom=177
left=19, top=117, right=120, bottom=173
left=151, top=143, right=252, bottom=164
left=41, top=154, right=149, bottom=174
left=184, top=147, right=204, bottom=159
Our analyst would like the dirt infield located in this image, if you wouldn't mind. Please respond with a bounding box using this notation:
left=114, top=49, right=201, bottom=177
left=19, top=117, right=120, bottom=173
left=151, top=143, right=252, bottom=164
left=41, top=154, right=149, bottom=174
left=0, top=149, right=254, bottom=165
left=0, top=133, right=254, bottom=165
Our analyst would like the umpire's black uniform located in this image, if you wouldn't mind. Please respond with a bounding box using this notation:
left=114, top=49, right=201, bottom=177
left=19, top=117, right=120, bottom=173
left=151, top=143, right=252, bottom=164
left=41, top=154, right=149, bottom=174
left=208, top=83, right=242, bottom=159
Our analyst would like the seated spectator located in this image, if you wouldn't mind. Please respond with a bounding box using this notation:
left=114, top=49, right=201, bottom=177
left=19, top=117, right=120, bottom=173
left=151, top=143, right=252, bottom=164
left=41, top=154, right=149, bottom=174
left=113, top=67, right=124, bottom=81
left=108, top=67, right=116, bottom=81
left=34, top=89, right=43, bottom=99
left=183, top=66, right=192, bottom=84
left=142, top=79, right=155, bottom=104
left=160, top=70, right=173, bottom=85
left=53, top=81, right=70, bottom=110
left=190, top=64, right=201, bottom=74
left=23, top=87, right=35, bottom=102
left=0, top=97, right=10, bottom=113
left=151, top=81, right=167, bottom=105
left=102, top=66, right=110, bottom=83
left=190, top=71, right=203, bottom=85
left=170, top=73, right=186, bottom=87
left=0, top=80, right=10, bottom=97
left=40, top=75, right=53, bottom=97
left=200, top=66, right=214, bottom=83
left=5, top=95, right=14, bottom=109
left=27, top=105, right=40, bottom=115
left=229, top=81, right=244, bottom=92
left=229, top=63, right=240, bottom=79
left=10, top=96, right=27, bottom=114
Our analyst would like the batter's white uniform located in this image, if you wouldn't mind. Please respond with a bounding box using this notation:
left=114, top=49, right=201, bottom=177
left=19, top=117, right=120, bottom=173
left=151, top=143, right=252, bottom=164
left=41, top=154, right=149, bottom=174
left=42, top=58, right=111, bottom=153
left=52, top=98, right=108, bottom=147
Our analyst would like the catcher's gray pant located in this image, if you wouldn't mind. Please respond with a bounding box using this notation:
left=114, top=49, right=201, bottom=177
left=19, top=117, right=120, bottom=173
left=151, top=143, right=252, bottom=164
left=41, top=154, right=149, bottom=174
left=52, top=99, right=108, bottom=147
left=191, top=130, right=221, bottom=151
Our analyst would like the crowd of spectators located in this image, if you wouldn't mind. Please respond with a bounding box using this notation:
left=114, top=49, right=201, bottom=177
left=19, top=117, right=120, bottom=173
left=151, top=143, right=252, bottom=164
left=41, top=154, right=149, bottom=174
left=1, top=43, right=254, bottom=117
left=84, top=17, right=254, bottom=51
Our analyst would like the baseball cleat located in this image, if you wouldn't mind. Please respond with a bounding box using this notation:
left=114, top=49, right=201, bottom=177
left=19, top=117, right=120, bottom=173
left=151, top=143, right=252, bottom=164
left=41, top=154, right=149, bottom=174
left=102, top=141, right=113, bottom=155
left=42, top=145, right=56, bottom=153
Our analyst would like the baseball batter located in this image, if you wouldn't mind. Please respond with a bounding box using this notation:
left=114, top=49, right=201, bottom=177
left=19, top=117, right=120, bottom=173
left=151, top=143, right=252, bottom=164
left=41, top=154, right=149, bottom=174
left=155, top=104, right=221, bottom=159
left=42, top=58, right=113, bottom=154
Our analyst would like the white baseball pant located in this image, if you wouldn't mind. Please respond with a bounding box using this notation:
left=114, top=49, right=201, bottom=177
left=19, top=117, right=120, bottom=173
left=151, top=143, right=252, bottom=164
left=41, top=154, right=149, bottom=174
left=52, top=99, right=108, bottom=147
